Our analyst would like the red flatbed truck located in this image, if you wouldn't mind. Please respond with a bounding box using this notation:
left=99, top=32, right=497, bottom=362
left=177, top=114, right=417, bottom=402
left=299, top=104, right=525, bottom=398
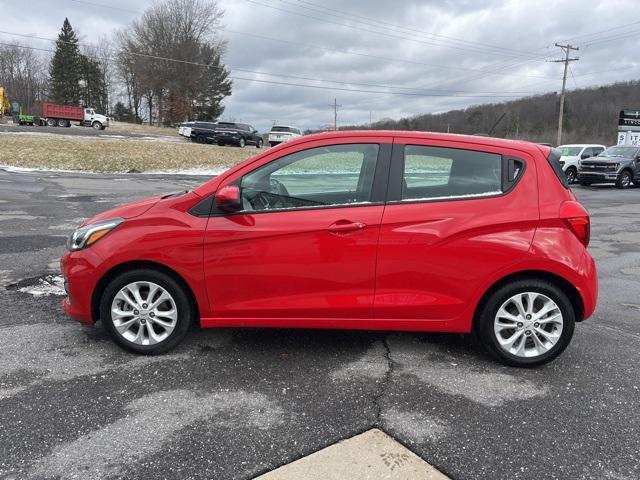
left=40, top=102, right=109, bottom=130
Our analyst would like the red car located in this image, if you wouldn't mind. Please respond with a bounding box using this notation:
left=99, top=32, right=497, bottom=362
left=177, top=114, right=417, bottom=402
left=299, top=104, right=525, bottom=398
left=61, top=131, right=597, bottom=367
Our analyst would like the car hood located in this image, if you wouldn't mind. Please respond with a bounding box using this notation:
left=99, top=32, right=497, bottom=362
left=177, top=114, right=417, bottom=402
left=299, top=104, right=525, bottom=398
left=82, top=195, right=162, bottom=226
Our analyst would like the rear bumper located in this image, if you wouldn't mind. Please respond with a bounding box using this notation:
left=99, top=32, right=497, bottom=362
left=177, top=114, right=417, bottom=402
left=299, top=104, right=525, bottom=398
left=580, top=251, right=598, bottom=320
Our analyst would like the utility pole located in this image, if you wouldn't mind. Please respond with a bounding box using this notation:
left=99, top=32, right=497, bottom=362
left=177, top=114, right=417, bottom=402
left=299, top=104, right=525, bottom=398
left=329, top=98, right=341, bottom=131
left=551, top=43, right=579, bottom=146
left=369, top=111, right=372, bottom=128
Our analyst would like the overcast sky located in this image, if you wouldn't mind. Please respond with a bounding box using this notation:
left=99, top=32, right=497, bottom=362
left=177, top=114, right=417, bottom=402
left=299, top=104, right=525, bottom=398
left=4, top=0, right=640, bottom=131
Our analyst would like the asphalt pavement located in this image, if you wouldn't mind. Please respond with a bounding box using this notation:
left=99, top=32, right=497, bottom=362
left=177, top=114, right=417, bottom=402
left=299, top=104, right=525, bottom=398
left=0, top=168, right=638, bottom=480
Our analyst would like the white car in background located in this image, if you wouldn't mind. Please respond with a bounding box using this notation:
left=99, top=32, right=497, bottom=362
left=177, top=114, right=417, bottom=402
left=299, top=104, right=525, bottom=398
left=178, top=121, right=195, bottom=138
left=557, top=144, right=606, bottom=183
left=268, top=125, right=302, bottom=147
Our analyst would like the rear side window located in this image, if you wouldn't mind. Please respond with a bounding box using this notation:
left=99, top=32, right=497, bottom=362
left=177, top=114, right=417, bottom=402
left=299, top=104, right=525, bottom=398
left=401, top=146, right=502, bottom=201
left=547, top=148, right=569, bottom=188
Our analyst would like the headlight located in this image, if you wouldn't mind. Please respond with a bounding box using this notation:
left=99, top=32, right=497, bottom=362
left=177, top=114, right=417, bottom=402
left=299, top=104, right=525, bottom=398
left=67, top=217, right=124, bottom=251
left=608, top=163, right=620, bottom=169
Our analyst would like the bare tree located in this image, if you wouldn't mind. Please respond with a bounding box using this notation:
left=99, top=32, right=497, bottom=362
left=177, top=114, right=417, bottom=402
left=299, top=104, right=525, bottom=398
left=117, top=0, right=231, bottom=125
left=0, top=43, right=48, bottom=115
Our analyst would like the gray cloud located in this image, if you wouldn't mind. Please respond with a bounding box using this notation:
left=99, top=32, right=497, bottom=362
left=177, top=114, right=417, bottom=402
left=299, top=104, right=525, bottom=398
left=4, top=0, right=640, bottom=132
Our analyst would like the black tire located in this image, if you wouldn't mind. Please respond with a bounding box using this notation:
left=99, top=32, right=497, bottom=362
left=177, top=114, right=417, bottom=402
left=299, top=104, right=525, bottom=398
left=616, top=170, right=632, bottom=189
left=475, top=279, right=575, bottom=367
left=92, top=121, right=102, bottom=130
left=579, top=181, right=591, bottom=186
left=99, top=269, right=193, bottom=354
left=238, top=137, right=246, bottom=148
left=269, top=142, right=278, bottom=148
left=47, top=118, right=57, bottom=127
left=256, top=138, right=263, bottom=148
left=565, top=167, right=577, bottom=184
left=217, top=142, right=224, bottom=146
left=196, top=134, right=205, bottom=144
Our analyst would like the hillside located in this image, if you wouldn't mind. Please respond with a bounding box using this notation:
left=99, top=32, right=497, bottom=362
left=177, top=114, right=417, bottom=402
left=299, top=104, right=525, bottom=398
left=349, top=80, right=640, bottom=145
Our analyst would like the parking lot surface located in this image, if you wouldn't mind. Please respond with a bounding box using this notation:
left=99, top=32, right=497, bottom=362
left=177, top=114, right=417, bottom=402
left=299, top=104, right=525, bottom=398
left=0, top=168, right=638, bottom=480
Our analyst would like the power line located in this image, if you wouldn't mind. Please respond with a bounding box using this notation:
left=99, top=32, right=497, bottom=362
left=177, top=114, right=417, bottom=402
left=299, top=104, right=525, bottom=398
left=292, top=0, right=536, bottom=56
left=0, top=30, right=549, bottom=96
left=277, top=0, right=548, bottom=60
left=0, top=41, right=550, bottom=98
left=243, top=0, right=551, bottom=61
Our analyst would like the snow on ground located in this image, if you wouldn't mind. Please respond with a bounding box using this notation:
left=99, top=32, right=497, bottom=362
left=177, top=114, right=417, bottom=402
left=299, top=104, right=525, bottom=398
left=0, top=165, right=222, bottom=176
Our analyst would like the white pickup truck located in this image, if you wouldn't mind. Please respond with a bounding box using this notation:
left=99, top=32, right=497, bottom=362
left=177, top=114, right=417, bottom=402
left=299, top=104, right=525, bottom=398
left=557, top=144, right=606, bottom=183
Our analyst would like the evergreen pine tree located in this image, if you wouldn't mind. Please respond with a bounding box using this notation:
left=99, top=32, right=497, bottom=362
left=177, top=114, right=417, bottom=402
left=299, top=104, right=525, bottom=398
left=49, top=18, right=81, bottom=105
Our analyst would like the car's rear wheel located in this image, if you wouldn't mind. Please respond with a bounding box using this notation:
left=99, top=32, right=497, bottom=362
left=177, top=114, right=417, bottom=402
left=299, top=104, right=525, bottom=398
left=616, top=171, right=632, bottom=189
left=476, top=279, right=575, bottom=367
left=238, top=137, right=246, bottom=148
left=256, top=138, right=263, bottom=148
left=100, top=269, right=192, bottom=354
left=47, top=118, right=57, bottom=127
left=565, top=167, right=577, bottom=184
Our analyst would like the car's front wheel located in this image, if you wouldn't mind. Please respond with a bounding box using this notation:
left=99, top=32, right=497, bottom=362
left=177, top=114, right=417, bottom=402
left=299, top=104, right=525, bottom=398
left=565, top=167, right=577, bottom=184
left=100, top=269, right=192, bottom=354
left=256, top=138, right=263, bottom=148
left=616, top=171, right=632, bottom=189
left=476, top=279, right=575, bottom=367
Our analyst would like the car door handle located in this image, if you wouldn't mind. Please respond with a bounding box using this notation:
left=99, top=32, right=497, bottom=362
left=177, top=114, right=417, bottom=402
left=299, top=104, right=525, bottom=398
left=328, top=221, right=366, bottom=233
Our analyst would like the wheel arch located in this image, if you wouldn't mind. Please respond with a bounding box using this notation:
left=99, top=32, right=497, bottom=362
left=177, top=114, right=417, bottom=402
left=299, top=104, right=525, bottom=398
left=91, top=260, right=200, bottom=324
left=472, top=270, right=585, bottom=331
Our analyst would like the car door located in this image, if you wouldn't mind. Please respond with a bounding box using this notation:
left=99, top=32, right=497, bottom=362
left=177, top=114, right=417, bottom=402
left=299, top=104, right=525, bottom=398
left=203, top=140, right=391, bottom=323
left=374, top=138, right=539, bottom=328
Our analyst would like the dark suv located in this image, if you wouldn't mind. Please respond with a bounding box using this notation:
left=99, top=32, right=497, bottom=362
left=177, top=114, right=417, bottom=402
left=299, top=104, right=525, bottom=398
left=214, top=122, right=263, bottom=148
left=189, top=122, right=217, bottom=144
left=578, top=145, right=640, bottom=188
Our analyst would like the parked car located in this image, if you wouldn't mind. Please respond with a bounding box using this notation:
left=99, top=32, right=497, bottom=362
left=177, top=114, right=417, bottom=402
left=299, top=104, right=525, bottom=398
left=189, top=122, right=217, bottom=144
left=178, top=121, right=195, bottom=138
left=61, top=131, right=597, bottom=367
left=268, top=125, right=302, bottom=147
left=578, top=145, right=640, bottom=188
left=557, top=144, right=605, bottom=183
left=213, top=122, right=263, bottom=148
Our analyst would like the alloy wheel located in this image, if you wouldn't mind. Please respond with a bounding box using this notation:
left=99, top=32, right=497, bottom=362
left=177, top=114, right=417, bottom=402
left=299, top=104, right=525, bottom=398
left=110, top=281, right=178, bottom=346
left=493, top=292, right=563, bottom=358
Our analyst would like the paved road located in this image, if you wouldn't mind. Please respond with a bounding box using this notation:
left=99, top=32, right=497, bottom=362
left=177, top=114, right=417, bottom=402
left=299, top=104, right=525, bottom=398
left=0, top=169, right=638, bottom=480
left=0, top=123, right=174, bottom=140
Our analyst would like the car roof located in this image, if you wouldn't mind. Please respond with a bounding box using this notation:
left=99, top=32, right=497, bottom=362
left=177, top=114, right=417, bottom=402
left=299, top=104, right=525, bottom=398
left=271, top=125, right=299, bottom=129
left=281, top=130, right=547, bottom=155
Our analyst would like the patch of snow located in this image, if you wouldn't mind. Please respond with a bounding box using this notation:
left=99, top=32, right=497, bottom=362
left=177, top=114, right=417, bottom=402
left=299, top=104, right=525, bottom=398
left=143, top=167, right=227, bottom=176
left=18, top=275, right=65, bottom=297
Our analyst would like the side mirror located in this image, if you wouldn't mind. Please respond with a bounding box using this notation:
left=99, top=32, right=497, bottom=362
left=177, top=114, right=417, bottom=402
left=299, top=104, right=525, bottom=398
left=253, top=129, right=258, bottom=134
left=215, top=185, right=242, bottom=212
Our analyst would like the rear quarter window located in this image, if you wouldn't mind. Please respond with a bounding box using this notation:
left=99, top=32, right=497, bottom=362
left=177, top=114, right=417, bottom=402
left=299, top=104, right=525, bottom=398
left=547, top=148, right=570, bottom=189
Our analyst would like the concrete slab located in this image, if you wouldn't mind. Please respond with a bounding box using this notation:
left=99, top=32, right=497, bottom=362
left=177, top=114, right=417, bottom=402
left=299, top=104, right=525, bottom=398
left=255, top=429, right=449, bottom=480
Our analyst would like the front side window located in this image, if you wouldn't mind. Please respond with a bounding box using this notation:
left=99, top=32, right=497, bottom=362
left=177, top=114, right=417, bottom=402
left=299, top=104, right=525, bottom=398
left=402, top=145, right=502, bottom=201
left=240, top=144, right=380, bottom=212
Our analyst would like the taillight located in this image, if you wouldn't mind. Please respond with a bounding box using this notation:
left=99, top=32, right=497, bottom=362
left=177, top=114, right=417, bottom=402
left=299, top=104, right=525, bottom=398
left=559, top=201, right=590, bottom=247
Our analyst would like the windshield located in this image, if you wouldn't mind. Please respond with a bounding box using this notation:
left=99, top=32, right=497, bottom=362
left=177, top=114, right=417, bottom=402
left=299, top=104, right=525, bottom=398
left=601, top=146, right=639, bottom=157
left=558, top=146, right=582, bottom=156
left=272, top=126, right=295, bottom=133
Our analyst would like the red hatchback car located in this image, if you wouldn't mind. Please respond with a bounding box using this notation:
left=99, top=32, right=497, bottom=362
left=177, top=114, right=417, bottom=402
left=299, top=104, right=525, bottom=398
left=61, top=131, right=597, bottom=367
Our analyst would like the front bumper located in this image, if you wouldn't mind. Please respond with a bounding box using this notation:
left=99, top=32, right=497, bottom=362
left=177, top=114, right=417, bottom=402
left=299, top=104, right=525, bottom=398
left=60, top=249, right=104, bottom=324
left=578, top=171, right=619, bottom=182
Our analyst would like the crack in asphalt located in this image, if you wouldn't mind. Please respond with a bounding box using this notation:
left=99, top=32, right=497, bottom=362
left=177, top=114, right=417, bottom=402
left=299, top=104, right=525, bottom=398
left=374, top=335, right=394, bottom=426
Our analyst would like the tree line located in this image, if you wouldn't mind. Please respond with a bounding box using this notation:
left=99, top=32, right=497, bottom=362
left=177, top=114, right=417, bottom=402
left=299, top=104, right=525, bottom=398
left=346, top=81, right=640, bottom=146
left=0, top=0, right=231, bottom=125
